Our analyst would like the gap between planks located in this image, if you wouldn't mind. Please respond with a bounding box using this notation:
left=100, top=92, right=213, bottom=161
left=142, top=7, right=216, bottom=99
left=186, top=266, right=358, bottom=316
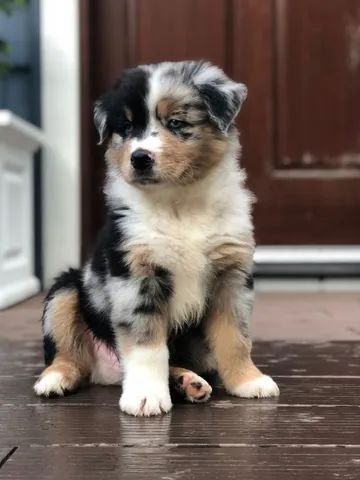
left=15, top=443, right=360, bottom=449
left=1, top=403, right=360, bottom=409
left=0, top=447, right=18, bottom=469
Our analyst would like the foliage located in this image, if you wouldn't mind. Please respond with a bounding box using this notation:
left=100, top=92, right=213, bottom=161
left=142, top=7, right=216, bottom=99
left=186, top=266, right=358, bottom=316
left=0, top=0, right=27, bottom=77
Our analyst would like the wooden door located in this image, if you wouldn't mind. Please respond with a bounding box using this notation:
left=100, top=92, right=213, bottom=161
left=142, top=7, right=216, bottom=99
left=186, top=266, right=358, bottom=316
left=80, top=0, right=360, bottom=255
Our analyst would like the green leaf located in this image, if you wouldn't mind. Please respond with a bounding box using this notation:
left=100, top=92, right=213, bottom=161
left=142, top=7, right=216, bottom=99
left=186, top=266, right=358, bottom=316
left=0, top=61, right=11, bottom=77
left=0, top=0, right=27, bottom=15
left=0, top=40, right=11, bottom=54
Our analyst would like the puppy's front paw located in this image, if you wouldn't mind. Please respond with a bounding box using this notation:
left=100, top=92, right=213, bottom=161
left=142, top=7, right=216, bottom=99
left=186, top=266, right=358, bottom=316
left=232, top=375, right=280, bottom=399
left=119, top=384, right=172, bottom=416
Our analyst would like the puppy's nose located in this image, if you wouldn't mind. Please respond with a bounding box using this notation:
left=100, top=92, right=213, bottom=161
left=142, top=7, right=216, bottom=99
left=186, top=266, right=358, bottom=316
left=131, top=149, right=154, bottom=171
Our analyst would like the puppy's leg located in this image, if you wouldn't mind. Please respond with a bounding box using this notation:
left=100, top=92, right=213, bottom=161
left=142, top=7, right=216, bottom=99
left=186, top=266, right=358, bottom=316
left=34, top=277, right=92, bottom=396
left=117, top=317, right=172, bottom=416
left=115, top=255, right=173, bottom=416
left=206, top=244, right=279, bottom=398
left=170, top=367, right=212, bottom=403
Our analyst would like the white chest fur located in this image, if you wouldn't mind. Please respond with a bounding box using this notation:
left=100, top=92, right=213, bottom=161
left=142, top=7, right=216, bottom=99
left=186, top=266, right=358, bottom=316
left=145, top=207, right=214, bottom=324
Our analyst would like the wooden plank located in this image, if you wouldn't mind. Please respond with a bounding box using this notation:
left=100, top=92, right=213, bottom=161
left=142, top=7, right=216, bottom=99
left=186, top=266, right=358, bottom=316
left=1, top=341, right=360, bottom=377
left=2, top=377, right=360, bottom=407
left=253, top=341, right=360, bottom=376
left=254, top=341, right=360, bottom=356
left=2, top=447, right=360, bottom=480
left=0, top=404, right=359, bottom=448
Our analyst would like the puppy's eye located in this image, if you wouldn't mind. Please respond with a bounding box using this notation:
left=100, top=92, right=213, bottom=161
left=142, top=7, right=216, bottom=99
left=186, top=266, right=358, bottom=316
left=167, top=119, right=188, bottom=130
left=123, top=121, right=133, bottom=135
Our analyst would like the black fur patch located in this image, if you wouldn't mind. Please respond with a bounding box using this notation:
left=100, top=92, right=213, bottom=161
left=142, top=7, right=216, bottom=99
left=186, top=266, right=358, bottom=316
left=95, top=67, right=149, bottom=141
left=168, top=323, right=212, bottom=374
left=133, top=301, right=158, bottom=315
left=91, top=214, right=130, bottom=280
left=43, top=334, right=57, bottom=366
left=245, top=273, right=254, bottom=290
left=144, top=267, right=173, bottom=300
left=134, top=266, right=173, bottom=316
left=45, top=268, right=82, bottom=303
left=198, top=83, right=233, bottom=132
left=77, top=285, right=116, bottom=349
left=91, top=230, right=108, bottom=281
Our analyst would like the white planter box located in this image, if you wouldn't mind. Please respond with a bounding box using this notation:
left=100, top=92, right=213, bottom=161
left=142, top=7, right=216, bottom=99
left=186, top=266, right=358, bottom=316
left=0, top=110, right=45, bottom=309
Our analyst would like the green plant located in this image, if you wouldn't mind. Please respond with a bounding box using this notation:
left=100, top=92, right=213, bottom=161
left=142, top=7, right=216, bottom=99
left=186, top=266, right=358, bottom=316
left=0, top=0, right=27, bottom=77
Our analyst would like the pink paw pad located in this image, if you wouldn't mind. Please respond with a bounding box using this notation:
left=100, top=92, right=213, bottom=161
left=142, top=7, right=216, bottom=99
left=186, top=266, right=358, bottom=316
left=178, top=372, right=212, bottom=403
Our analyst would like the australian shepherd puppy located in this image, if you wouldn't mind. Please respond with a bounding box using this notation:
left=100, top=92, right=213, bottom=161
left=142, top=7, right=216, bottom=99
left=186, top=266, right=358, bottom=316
left=34, top=61, right=279, bottom=416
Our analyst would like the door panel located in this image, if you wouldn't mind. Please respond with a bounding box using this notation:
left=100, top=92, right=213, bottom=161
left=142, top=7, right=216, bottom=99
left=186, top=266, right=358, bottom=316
left=233, top=0, right=360, bottom=244
left=275, top=0, right=360, bottom=170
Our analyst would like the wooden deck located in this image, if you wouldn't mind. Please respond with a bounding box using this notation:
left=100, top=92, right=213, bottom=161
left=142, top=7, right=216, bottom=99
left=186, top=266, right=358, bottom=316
left=1, top=293, right=360, bottom=479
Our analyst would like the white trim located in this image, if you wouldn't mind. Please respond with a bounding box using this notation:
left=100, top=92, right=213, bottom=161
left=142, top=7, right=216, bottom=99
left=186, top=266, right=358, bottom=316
left=40, top=0, right=81, bottom=287
left=255, top=278, right=360, bottom=293
left=0, top=112, right=43, bottom=309
left=0, top=276, right=40, bottom=310
left=254, top=246, right=360, bottom=264
left=0, top=110, right=45, bottom=151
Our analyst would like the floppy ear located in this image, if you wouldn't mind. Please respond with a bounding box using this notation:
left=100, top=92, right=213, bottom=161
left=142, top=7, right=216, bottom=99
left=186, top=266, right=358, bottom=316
left=94, top=100, right=108, bottom=145
left=195, top=65, right=247, bottom=133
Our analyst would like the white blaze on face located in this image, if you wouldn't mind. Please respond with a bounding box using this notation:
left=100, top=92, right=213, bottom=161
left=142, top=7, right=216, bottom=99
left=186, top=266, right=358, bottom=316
left=130, top=133, right=163, bottom=156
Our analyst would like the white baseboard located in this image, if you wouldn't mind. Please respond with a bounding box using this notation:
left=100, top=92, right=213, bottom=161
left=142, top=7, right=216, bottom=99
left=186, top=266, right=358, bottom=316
left=254, top=246, right=360, bottom=275
left=255, top=246, right=360, bottom=264
left=255, top=278, right=360, bottom=293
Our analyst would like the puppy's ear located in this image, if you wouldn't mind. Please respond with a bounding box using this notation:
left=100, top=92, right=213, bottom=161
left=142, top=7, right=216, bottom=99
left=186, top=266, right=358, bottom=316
left=94, top=100, right=108, bottom=145
left=195, top=64, right=247, bottom=133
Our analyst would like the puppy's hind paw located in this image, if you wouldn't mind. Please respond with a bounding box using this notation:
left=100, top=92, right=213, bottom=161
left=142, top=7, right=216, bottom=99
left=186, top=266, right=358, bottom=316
left=34, top=371, right=68, bottom=397
left=176, top=372, right=212, bottom=403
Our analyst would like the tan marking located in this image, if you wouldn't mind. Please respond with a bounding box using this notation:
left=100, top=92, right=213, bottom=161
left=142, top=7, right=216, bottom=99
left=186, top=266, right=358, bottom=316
left=156, top=98, right=177, bottom=119
left=169, top=366, right=194, bottom=380
left=205, top=311, right=262, bottom=392
left=42, top=292, right=93, bottom=383
left=50, top=291, right=93, bottom=375
left=126, top=245, right=153, bottom=277
left=105, top=139, right=132, bottom=181
left=208, top=236, right=255, bottom=274
left=156, top=125, right=228, bottom=185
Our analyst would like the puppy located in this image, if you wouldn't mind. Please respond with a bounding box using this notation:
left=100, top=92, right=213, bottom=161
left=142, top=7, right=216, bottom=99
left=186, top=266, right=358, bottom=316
left=34, top=61, right=279, bottom=416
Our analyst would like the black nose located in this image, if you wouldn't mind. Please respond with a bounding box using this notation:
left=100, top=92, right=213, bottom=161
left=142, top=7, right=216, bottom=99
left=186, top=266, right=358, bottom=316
left=131, top=149, right=153, bottom=171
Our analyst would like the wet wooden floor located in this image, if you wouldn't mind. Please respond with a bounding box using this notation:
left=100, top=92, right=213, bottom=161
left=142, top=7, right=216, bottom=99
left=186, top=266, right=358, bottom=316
left=1, top=341, right=360, bottom=479
left=1, top=295, right=360, bottom=478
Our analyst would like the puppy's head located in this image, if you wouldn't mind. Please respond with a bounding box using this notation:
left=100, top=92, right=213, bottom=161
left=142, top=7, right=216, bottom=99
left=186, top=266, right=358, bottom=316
left=94, top=61, right=247, bottom=186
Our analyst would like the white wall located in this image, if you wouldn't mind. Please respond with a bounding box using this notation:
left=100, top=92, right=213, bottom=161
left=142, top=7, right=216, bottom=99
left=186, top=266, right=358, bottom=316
left=40, top=0, right=80, bottom=287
